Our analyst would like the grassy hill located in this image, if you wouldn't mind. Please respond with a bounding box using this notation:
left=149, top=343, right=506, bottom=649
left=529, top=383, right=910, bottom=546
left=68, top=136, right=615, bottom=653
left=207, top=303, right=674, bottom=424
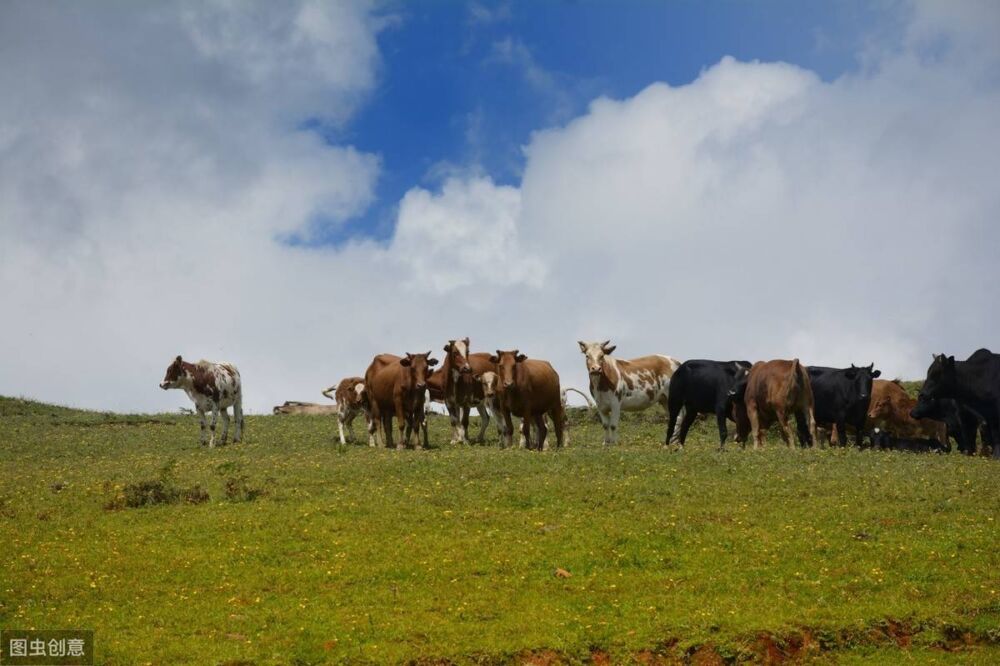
left=1, top=396, right=998, bottom=664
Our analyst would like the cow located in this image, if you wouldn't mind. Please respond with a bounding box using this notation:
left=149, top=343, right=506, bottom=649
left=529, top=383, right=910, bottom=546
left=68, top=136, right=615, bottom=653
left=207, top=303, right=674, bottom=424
left=808, top=364, right=881, bottom=447
left=866, top=379, right=947, bottom=445
left=272, top=401, right=339, bottom=416
left=913, top=349, right=1000, bottom=459
left=737, top=359, right=817, bottom=449
left=577, top=340, right=681, bottom=445
left=870, top=429, right=951, bottom=453
left=159, top=355, right=243, bottom=447
left=321, top=377, right=370, bottom=445
left=364, top=352, right=438, bottom=449
left=491, top=350, right=565, bottom=450
left=425, top=338, right=497, bottom=445
left=665, top=360, right=752, bottom=448
left=479, top=371, right=591, bottom=446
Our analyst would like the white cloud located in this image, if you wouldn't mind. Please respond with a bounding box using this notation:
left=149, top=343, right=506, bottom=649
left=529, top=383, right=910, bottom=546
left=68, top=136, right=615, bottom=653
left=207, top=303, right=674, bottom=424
left=1, top=1, right=998, bottom=414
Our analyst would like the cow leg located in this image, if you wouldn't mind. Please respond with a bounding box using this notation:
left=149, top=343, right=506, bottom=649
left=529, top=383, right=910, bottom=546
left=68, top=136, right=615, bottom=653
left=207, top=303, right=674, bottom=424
left=715, top=406, right=729, bottom=450
left=665, top=403, right=681, bottom=447
left=775, top=410, right=794, bottom=447
left=208, top=405, right=220, bottom=448
left=501, top=410, right=514, bottom=449
left=368, top=402, right=381, bottom=447
left=379, top=412, right=392, bottom=448
left=475, top=404, right=489, bottom=443
left=794, top=412, right=812, bottom=448
left=989, top=415, right=1000, bottom=460
left=746, top=402, right=762, bottom=450
left=233, top=397, right=243, bottom=443
left=219, top=408, right=230, bottom=446
left=197, top=408, right=208, bottom=446
left=552, top=403, right=567, bottom=448
left=535, top=414, right=549, bottom=451
left=829, top=423, right=841, bottom=447
left=676, top=409, right=698, bottom=448
left=446, top=401, right=462, bottom=444
left=608, top=403, right=621, bottom=445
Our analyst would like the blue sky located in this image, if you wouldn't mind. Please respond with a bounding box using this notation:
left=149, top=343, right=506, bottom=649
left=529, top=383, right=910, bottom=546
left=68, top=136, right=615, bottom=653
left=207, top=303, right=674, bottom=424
left=297, top=0, right=896, bottom=246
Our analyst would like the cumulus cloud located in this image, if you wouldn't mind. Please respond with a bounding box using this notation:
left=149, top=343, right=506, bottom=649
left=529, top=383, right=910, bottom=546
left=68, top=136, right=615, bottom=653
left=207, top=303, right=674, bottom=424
left=1, top=0, right=998, bottom=413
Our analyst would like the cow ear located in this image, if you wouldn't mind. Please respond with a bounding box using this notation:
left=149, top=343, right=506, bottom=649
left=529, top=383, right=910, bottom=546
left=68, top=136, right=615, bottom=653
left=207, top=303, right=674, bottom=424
left=175, top=355, right=183, bottom=363
left=463, top=337, right=470, bottom=346
left=489, top=355, right=499, bottom=364
left=444, top=342, right=453, bottom=352
left=603, top=345, right=617, bottom=355
left=872, top=370, right=881, bottom=378
left=427, top=357, right=439, bottom=367
left=577, top=341, right=587, bottom=353
left=516, top=353, right=527, bottom=362
left=399, top=357, right=411, bottom=367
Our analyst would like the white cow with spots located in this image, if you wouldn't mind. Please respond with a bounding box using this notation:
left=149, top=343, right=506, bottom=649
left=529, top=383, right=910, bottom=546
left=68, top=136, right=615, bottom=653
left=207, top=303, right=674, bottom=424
left=577, top=340, right=681, bottom=445
left=159, top=355, right=243, bottom=447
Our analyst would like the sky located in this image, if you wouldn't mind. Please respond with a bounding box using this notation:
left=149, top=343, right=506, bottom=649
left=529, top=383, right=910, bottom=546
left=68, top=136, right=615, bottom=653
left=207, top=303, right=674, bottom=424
left=1, top=0, right=999, bottom=414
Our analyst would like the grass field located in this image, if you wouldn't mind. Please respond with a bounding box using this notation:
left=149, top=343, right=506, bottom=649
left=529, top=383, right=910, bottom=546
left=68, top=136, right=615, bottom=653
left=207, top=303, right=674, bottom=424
left=1, top=395, right=999, bottom=664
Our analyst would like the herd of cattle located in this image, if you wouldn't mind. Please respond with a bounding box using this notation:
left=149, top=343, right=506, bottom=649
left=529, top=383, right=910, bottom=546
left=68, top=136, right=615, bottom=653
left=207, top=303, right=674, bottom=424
left=160, top=341, right=1000, bottom=459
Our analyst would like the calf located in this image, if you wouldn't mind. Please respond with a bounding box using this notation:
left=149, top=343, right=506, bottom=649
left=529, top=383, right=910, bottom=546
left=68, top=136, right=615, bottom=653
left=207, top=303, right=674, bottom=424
left=577, top=340, right=681, bottom=445
left=738, top=359, right=817, bottom=449
left=867, top=379, right=948, bottom=447
left=491, top=350, right=565, bottom=450
left=321, top=377, right=370, bottom=445
left=365, top=352, right=438, bottom=449
left=913, top=349, right=1000, bottom=459
left=272, top=401, right=338, bottom=416
left=665, top=359, right=752, bottom=448
left=808, top=364, right=880, bottom=447
left=159, top=355, right=243, bottom=447
left=871, top=429, right=951, bottom=453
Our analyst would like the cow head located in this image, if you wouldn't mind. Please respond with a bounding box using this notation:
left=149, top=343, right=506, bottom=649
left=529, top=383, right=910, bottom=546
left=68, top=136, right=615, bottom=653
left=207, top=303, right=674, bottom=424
left=577, top=340, right=615, bottom=377
left=351, top=381, right=367, bottom=406
left=399, top=352, right=438, bottom=391
left=912, top=354, right=956, bottom=418
left=479, top=371, right=500, bottom=399
left=844, top=363, right=881, bottom=401
left=443, top=337, right=472, bottom=375
left=490, top=349, right=527, bottom=389
left=160, top=355, right=189, bottom=390
left=727, top=364, right=751, bottom=403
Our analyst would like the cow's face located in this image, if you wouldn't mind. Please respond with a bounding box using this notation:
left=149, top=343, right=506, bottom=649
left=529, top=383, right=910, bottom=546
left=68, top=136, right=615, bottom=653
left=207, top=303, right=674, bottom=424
left=577, top=340, right=615, bottom=376
left=159, top=355, right=187, bottom=390
left=728, top=365, right=750, bottom=403
left=352, top=382, right=367, bottom=406
left=490, top=349, right=527, bottom=389
left=845, top=363, right=881, bottom=401
left=444, top=338, right=472, bottom=375
left=399, top=352, right=438, bottom=390
left=480, top=371, right=499, bottom=399
left=913, top=354, right=955, bottom=418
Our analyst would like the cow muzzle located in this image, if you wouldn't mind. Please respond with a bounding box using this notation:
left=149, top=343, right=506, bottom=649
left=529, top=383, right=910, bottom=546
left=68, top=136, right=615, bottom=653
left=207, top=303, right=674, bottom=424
left=416, top=383, right=426, bottom=391
left=503, top=381, right=514, bottom=389
left=159, top=382, right=169, bottom=390
left=460, top=366, right=472, bottom=374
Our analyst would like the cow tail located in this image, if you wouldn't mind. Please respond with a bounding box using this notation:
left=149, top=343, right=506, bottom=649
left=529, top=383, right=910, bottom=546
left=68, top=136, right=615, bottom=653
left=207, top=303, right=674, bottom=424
left=792, top=359, right=813, bottom=403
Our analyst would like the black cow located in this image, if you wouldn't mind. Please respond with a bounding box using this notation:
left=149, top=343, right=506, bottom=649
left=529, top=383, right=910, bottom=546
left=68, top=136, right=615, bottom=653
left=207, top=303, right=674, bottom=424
left=808, top=364, right=880, bottom=447
left=913, top=349, right=1000, bottom=459
left=666, top=360, right=752, bottom=448
left=871, top=429, right=951, bottom=453
left=914, top=397, right=983, bottom=455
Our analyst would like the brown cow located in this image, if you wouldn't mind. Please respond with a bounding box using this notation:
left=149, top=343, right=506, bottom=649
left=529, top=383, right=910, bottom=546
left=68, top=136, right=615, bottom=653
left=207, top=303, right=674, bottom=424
left=490, top=350, right=565, bottom=450
left=365, top=352, right=438, bottom=449
left=321, top=377, right=370, bottom=445
left=272, top=401, right=339, bottom=416
left=740, top=359, right=817, bottom=449
left=867, top=379, right=947, bottom=443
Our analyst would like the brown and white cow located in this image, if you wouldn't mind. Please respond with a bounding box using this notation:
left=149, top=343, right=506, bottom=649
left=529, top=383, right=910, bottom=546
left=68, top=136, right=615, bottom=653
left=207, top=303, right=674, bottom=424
left=159, top=355, right=243, bottom=447
left=480, top=373, right=590, bottom=447
left=272, top=401, right=339, bottom=416
left=490, top=350, right=565, bottom=450
left=577, top=340, right=681, bottom=445
left=867, top=379, right=947, bottom=443
left=738, top=359, right=817, bottom=449
left=321, top=377, right=370, bottom=445
left=365, top=352, right=438, bottom=449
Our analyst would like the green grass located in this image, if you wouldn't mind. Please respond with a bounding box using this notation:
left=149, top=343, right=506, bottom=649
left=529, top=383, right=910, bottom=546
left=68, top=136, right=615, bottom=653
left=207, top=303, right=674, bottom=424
left=1, top=396, right=998, bottom=664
